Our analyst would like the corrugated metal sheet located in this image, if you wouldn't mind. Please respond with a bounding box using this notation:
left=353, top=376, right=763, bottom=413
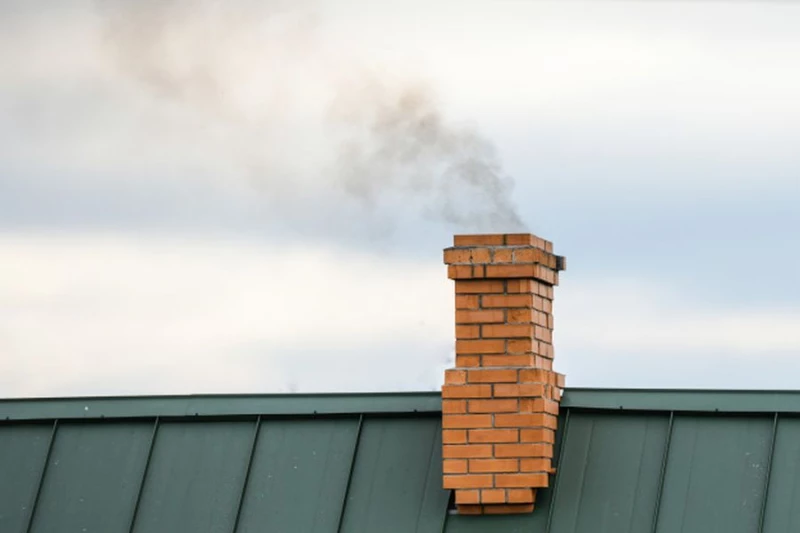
left=2, top=390, right=800, bottom=533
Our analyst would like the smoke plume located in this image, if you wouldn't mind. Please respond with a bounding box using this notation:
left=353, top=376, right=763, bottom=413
left=96, top=0, right=525, bottom=232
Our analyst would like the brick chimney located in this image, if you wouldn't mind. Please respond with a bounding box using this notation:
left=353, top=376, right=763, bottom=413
left=441, top=233, right=566, bottom=515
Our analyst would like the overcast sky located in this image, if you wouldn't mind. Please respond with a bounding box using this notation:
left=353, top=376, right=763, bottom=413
left=2, top=0, right=800, bottom=398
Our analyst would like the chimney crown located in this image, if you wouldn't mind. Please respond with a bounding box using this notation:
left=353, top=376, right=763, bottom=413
left=444, top=234, right=566, bottom=284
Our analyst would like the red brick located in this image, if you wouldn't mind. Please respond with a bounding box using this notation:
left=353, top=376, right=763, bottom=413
left=532, top=265, right=555, bottom=284
left=504, top=233, right=535, bottom=245
left=448, top=265, right=475, bottom=279
left=455, top=280, right=505, bottom=294
left=508, top=488, right=536, bottom=503
left=507, top=309, right=533, bottom=323
left=470, top=248, right=492, bottom=263
left=456, top=325, right=480, bottom=339
left=454, top=489, right=480, bottom=504
left=494, top=413, right=556, bottom=429
left=486, top=264, right=538, bottom=278
left=445, top=369, right=466, bottom=385
left=519, top=398, right=560, bottom=416
left=473, top=265, right=486, bottom=278
left=493, top=248, right=513, bottom=262
left=495, top=444, right=551, bottom=458
left=520, top=458, right=552, bottom=472
left=494, top=384, right=544, bottom=398
left=467, top=369, right=518, bottom=383
left=480, top=489, right=506, bottom=504
left=481, top=354, right=535, bottom=367
left=442, top=400, right=467, bottom=414
left=469, top=459, right=519, bottom=473
left=443, top=414, right=493, bottom=429
left=454, top=234, right=505, bottom=246
left=495, top=473, right=549, bottom=488
left=468, top=399, right=518, bottom=413
left=483, top=504, right=535, bottom=514
left=534, top=326, right=552, bottom=343
left=442, top=384, right=492, bottom=399
left=481, top=294, right=533, bottom=308
left=444, top=249, right=472, bottom=264
left=442, top=429, right=467, bottom=444
left=519, top=369, right=551, bottom=383
left=455, top=309, right=505, bottom=324
left=539, top=344, right=554, bottom=359
left=535, top=311, right=549, bottom=327
left=541, top=414, right=558, bottom=429
left=495, top=414, right=551, bottom=429
left=481, top=324, right=534, bottom=339
left=443, top=474, right=493, bottom=489
left=456, top=339, right=506, bottom=355
left=556, top=373, right=566, bottom=388
left=456, top=504, right=483, bottom=514
left=455, top=295, right=479, bottom=309
left=507, top=280, right=534, bottom=293
left=444, top=459, right=468, bottom=474
left=443, top=445, right=493, bottom=458
left=507, top=338, right=538, bottom=354
left=512, top=247, right=547, bottom=263
left=468, top=429, right=519, bottom=443
left=520, top=429, right=555, bottom=444
left=518, top=398, right=545, bottom=413
left=542, top=400, right=560, bottom=415
left=455, top=355, right=480, bottom=367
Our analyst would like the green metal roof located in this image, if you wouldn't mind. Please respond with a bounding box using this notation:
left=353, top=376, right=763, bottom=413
left=2, top=388, right=799, bottom=533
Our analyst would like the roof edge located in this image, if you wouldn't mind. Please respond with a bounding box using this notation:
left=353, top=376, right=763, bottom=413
left=4, top=388, right=800, bottom=422
left=564, top=388, right=800, bottom=413
left=0, top=392, right=443, bottom=422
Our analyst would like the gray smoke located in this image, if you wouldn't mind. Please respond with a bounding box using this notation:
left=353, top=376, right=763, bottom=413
left=330, top=78, right=524, bottom=230
left=96, top=0, right=525, bottom=231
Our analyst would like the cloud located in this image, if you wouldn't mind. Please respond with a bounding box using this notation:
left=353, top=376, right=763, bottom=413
left=559, top=280, right=800, bottom=353
left=0, top=231, right=452, bottom=397
left=2, top=231, right=800, bottom=397
left=557, top=280, right=800, bottom=388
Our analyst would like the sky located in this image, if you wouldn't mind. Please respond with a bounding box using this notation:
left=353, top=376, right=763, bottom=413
left=1, top=0, right=800, bottom=398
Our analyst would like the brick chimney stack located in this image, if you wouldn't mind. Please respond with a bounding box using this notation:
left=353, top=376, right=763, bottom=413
left=442, top=233, right=566, bottom=515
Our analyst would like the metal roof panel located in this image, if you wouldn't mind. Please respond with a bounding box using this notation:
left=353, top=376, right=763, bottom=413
left=549, top=412, right=669, bottom=533
left=131, top=420, right=254, bottom=533
left=339, top=415, right=449, bottom=533
left=0, top=423, right=53, bottom=533
left=655, top=415, right=772, bottom=533
left=29, top=421, right=153, bottom=533
left=763, top=416, right=800, bottom=533
left=235, top=417, right=360, bottom=533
